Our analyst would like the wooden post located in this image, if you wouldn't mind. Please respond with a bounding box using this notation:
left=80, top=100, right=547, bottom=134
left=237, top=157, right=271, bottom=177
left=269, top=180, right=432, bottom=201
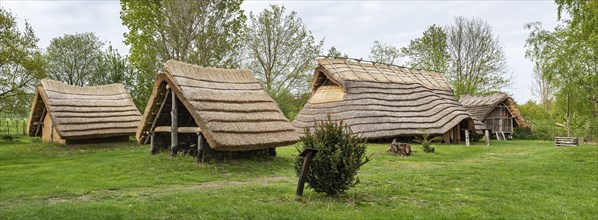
left=465, top=130, right=470, bottom=146
left=50, top=123, right=54, bottom=143
left=170, top=91, right=178, bottom=157
left=296, top=148, right=318, bottom=197
left=150, top=132, right=157, bottom=155
left=196, top=134, right=204, bottom=164
left=485, top=130, right=490, bottom=146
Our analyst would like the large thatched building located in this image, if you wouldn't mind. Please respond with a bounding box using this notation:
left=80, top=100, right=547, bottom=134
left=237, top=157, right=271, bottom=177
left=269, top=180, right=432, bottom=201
left=27, top=79, right=141, bottom=144
left=292, top=58, right=476, bottom=144
left=136, top=60, right=299, bottom=161
left=459, top=93, right=527, bottom=139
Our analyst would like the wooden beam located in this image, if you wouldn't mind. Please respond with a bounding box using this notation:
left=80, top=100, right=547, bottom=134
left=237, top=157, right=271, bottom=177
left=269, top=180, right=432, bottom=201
left=145, top=88, right=170, bottom=144
left=170, top=91, right=178, bottom=157
left=154, top=126, right=201, bottom=133
left=34, top=108, right=46, bottom=136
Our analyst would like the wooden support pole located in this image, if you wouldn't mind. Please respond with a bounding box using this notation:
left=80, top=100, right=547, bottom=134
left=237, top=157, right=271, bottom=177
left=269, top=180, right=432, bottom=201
left=150, top=132, right=157, bottom=155
left=50, top=123, right=54, bottom=143
left=485, top=130, right=490, bottom=146
left=465, top=130, right=470, bottom=146
left=170, top=91, right=178, bottom=157
left=196, top=134, right=204, bottom=164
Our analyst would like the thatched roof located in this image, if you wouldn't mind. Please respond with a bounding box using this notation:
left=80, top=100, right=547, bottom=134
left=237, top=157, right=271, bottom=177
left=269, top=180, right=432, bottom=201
left=27, top=79, right=141, bottom=139
left=292, top=58, right=475, bottom=139
left=136, top=60, right=299, bottom=151
left=459, top=93, right=528, bottom=128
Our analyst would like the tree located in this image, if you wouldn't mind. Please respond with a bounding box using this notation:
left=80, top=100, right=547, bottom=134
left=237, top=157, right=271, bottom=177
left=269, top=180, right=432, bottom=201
left=524, top=1, right=597, bottom=140
left=0, top=8, right=46, bottom=115
left=524, top=22, right=555, bottom=111
left=45, top=32, right=104, bottom=87
left=294, top=118, right=370, bottom=196
left=529, top=64, right=554, bottom=111
left=245, top=4, right=323, bottom=97
left=446, top=16, right=510, bottom=97
left=120, top=0, right=246, bottom=111
left=326, top=46, right=348, bottom=58
left=401, top=25, right=449, bottom=74
left=368, top=40, right=401, bottom=65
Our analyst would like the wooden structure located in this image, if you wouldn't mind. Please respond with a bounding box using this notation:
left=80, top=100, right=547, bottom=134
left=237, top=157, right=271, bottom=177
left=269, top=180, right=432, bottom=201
left=136, top=60, right=299, bottom=162
left=555, top=137, right=579, bottom=147
left=459, top=93, right=527, bottom=139
left=27, top=79, right=141, bottom=144
left=292, top=58, right=476, bottom=144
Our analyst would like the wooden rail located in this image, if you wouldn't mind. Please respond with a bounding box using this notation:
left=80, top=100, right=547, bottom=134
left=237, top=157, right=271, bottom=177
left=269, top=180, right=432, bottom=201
left=555, top=137, right=578, bottom=147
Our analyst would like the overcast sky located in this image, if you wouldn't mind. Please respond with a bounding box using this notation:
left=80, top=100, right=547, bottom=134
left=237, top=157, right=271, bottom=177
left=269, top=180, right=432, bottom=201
left=2, top=0, right=560, bottom=103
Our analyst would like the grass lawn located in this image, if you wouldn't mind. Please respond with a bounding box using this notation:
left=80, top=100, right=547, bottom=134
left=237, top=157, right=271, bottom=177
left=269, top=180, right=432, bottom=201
left=1, top=137, right=597, bottom=219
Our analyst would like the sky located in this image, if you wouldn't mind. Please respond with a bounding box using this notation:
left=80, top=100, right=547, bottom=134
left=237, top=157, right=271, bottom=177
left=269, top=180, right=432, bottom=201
left=2, top=0, right=560, bottom=103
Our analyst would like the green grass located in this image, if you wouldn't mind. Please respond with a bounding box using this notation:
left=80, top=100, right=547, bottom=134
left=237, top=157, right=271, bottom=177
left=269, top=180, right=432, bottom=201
left=1, top=137, right=597, bottom=219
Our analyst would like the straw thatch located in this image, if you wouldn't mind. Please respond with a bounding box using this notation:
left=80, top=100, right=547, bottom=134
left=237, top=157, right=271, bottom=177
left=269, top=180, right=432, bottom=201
left=459, top=93, right=528, bottom=132
left=292, top=58, right=475, bottom=140
left=27, top=79, right=141, bottom=142
left=136, top=60, right=299, bottom=151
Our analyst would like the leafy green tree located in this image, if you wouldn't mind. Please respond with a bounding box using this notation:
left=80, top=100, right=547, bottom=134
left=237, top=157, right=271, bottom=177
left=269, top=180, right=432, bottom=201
left=368, top=40, right=401, bottom=65
left=446, top=16, right=510, bottom=97
left=245, top=4, right=323, bottom=97
left=401, top=25, right=449, bottom=74
left=326, top=46, right=348, bottom=58
left=0, top=8, right=46, bottom=115
left=45, top=32, right=104, bottom=86
left=120, top=0, right=246, bottom=111
left=524, top=0, right=597, bottom=140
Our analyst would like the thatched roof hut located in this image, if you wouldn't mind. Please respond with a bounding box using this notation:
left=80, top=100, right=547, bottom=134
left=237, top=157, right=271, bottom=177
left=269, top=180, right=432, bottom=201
left=136, top=60, right=299, bottom=159
left=292, top=58, right=475, bottom=143
left=27, top=79, right=141, bottom=144
left=459, top=93, right=527, bottom=137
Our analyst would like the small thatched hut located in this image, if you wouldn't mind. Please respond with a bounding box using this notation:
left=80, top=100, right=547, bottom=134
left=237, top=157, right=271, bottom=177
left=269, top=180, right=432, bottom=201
left=136, top=60, right=299, bottom=161
left=292, top=58, right=476, bottom=144
left=459, top=93, right=527, bottom=139
left=27, top=79, right=141, bottom=144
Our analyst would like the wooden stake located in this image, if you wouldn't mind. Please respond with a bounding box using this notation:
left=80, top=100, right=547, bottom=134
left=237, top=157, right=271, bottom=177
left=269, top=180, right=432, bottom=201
left=150, top=132, right=157, bottom=155
left=465, top=130, right=470, bottom=146
left=485, top=130, right=490, bottom=146
left=196, top=134, right=204, bottom=164
left=296, top=148, right=318, bottom=197
left=170, top=91, right=178, bottom=157
left=50, top=123, right=54, bottom=143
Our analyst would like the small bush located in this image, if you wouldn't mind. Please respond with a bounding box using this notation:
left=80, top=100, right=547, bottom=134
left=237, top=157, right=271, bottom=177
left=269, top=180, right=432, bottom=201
left=1, top=135, right=13, bottom=141
left=294, top=118, right=370, bottom=196
left=414, top=130, right=441, bottom=153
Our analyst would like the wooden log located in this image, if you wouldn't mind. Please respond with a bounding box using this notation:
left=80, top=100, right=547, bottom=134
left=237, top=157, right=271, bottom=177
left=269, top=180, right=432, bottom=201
left=170, top=91, right=178, bottom=157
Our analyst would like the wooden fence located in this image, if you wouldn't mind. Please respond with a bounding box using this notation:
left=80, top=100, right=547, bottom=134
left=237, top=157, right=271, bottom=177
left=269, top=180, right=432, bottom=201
left=0, top=119, right=28, bottom=136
